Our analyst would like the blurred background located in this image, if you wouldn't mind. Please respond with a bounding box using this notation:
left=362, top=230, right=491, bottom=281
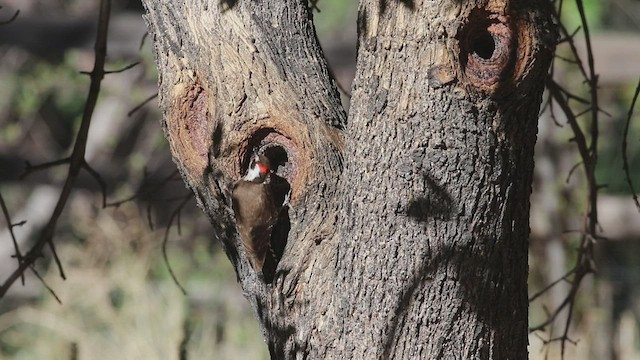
left=0, top=0, right=638, bottom=359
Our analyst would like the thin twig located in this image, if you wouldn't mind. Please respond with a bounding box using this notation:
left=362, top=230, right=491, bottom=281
left=308, top=0, right=321, bottom=12
left=138, top=32, right=149, bottom=51
left=547, top=98, right=564, bottom=127
left=621, top=79, right=640, bottom=212
left=0, top=8, right=19, bottom=25
left=551, top=81, right=590, bottom=105
left=162, top=194, right=193, bottom=295
left=547, top=79, right=590, bottom=165
left=572, top=106, right=594, bottom=119
left=30, top=267, right=62, bottom=304
left=557, top=26, right=581, bottom=45
left=536, top=2, right=602, bottom=357
left=127, top=93, right=158, bottom=117
left=530, top=292, right=572, bottom=332
left=106, top=61, right=140, bottom=74
left=21, top=158, right=71, bottom=179
left=565, top=161, right=583, bottom=184
left=554, top=54, right=580, bottom=65
left=106, top=169, right=180, bottom=208
left=81, top=61, right=140, bottom=75
left=0, top=193, right=25, bottom=285
left=82, top=161, right=108, bottom=208
left=562, top=1, right=600, bottom=352
left=529, top=267, right=576, bottom=303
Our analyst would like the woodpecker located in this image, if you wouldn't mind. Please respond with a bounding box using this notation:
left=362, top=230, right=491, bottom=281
left=231, top=153, right=288, bottom=272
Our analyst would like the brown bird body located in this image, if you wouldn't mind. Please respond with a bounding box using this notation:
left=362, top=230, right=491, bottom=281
left=231, top=154, right=282, bottom=271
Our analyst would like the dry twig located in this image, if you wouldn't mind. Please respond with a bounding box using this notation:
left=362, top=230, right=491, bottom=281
left=621, top=80, right=640, bottom=212
left=530, top=1, right=605, bottom=357
left=0, top=6, right=19, bottom=25
left=162, top=194, right=194, bottom=295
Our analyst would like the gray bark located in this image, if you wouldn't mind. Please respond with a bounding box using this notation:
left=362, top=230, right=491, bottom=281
left=141, top=0, right=556, bottom=358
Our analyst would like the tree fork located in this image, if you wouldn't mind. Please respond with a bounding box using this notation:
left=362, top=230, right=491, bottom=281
left=142, top=0, right=556, bottom=358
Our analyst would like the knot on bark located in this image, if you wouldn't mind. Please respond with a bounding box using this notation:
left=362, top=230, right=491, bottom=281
left=458, top=8, right=515, bottom=94
left=167, top=81, right=213, bottom=182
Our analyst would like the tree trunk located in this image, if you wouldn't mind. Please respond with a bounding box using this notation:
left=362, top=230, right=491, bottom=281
left=141, top=0, right=556, bottom=358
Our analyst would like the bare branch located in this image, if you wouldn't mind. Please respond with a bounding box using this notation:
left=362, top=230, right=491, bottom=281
left=536, top=2, right=602, bottom=356
left=0, top=0, right=113, bottom=299
left=0, top=8, right=19, bottom=25
left=30, top=267, right=62, bottom=304
left=105, top=61, right=141, bottom=74
left=565, top=161, right=583, bottom=183
left=81, top=61, right=141, bottom=75
left=0, top=193, right=25, bottom=285
left=21, top=158, right=71, bottom=179
left=551, top=81, right=590, bottom=105
left=138, top=31, right=149, bottom=51
left=127, top=93, right=158, bottom=117
left=162, top=194, right=193, bottom=295
left=621, top=79, right=640, bottom=212
left=553, top=54, right=580, bottom=65
left=529, top=267, right=576, bottom=303
left=105, top=169, right=180, bottom=208
left=81, top=161, right=108, bottom=208
left=529, top=291, right=572, bottom=332
left=547, top=79, right=590, bottom=166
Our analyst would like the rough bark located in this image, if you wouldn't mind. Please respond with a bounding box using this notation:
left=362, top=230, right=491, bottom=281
left=142, top=0, right=556, bottom=358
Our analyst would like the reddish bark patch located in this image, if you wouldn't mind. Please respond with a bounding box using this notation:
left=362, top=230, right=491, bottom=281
left=183, top=84, right=210, bottom=162
left=165, top=82, right=213, bottom=183
left=458, top=8, right=516, bottom=94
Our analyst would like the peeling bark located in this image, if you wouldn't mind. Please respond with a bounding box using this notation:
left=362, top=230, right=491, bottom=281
left=142, top=0, right=556, bottom=358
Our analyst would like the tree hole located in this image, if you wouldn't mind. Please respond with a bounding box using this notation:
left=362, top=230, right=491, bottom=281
left=243, top=127, right=299, bottom=186
left=457, top=8, right=515, bottom=92
left=261, top=144, right=289, bottom=178
left=471, top=31, right=496, bottom=60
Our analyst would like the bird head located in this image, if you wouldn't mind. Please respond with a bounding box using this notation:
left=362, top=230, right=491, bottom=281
left=243, top=153, right=271, bottom=182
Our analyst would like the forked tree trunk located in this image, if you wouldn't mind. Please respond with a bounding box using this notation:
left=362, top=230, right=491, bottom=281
left=142, top=0, right=556, bottom=358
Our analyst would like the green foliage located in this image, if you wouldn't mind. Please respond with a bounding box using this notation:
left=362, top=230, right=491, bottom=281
left=560, top=0, right=604, bottom=32
left=312, top=0, right=357, bottom=36
left=11, top=53, right=86, bottom=123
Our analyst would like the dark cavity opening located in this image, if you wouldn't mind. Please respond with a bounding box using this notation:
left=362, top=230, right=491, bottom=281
left=261, top=165, right=291, bottom=284
left=471, top=31, right=496, bottom=60
left=258, top=145, right=291, bottom=284
left=243, top=128, right=297, bottom=183
left=261, top=145, right=289, bottom=177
